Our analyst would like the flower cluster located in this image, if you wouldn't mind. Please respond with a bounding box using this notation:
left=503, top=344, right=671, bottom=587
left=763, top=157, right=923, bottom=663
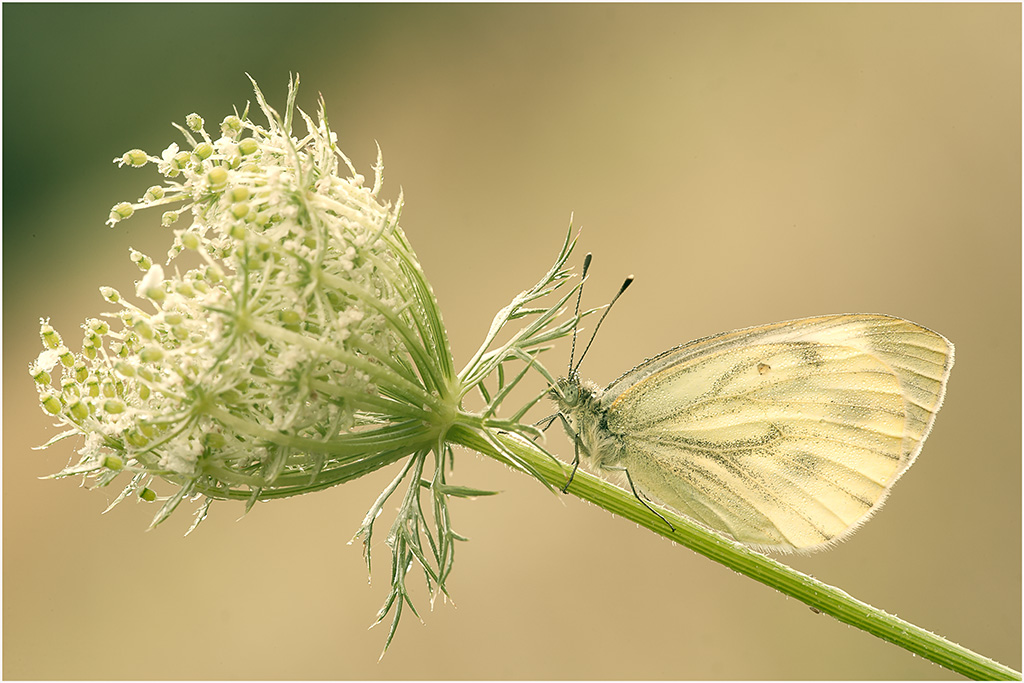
left=31, top=77, right=451, bottom=529
left=31, top=75, right=584, bottom=652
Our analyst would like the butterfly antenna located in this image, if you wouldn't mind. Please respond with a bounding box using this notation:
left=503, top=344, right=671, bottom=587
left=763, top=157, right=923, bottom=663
left=567, top=253, right=593, bottom=375
left=573, top=274, right=633, bottom=375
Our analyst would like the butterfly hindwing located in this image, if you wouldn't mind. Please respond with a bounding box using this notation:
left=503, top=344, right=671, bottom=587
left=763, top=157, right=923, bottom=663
left=599, top=314, right=953, bottom=551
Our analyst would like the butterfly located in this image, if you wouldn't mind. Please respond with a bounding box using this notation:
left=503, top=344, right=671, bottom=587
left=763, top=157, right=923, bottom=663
left=549, top=273, right=953, bottom=553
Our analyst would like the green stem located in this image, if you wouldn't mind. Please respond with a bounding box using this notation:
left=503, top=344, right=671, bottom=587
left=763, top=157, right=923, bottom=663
left=447, top=422, right=1020, bottom=681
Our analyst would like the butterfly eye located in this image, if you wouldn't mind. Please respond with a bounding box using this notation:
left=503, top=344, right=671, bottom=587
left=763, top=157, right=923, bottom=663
left=555, top=378, right=579, bottom=406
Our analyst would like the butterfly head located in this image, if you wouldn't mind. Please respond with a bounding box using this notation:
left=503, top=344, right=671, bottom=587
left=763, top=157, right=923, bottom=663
left=548, top=374, right=582, bottom=411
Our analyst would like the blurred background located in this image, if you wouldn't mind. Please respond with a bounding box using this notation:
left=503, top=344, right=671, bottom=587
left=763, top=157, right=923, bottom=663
left=4, top=4, right=1020, bottom=680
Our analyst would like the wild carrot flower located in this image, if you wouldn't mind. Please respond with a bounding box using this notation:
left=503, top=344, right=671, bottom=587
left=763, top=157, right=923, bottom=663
left=32, top=75, right=583, bottom=651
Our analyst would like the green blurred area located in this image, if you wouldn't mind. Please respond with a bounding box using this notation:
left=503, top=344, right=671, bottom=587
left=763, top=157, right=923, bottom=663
left=4, top=4, right=1020, bottom=680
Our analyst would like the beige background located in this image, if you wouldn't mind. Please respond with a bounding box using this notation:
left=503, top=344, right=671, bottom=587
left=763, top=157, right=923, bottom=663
left=4, top=4, right=1020, bottom=679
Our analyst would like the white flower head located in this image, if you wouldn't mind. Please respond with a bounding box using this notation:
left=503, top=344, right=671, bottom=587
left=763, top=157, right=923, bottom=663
left=32, top=76, right=439, bottom=530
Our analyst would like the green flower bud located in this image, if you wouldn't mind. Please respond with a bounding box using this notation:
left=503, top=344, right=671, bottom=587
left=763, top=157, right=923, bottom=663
left=231, top=202, right=250, bottom=220
left=144, top=185, right=165, bottom=202
left=130, top=250, right=153, bottom=271
left=185, top=113, right=204, bottom=132
left=103, top=399, right=126, bottom=414
left=41, top=323, right=62, bottom=349
left=127, top=429, right=148, bottom=447
left=41, top=394, right=62, bottom=414
left=172, top=151, right=191, bottom=171
left=73, top=363, right=89, bottom=383
left=139, top=488, right=157, bottom=502
left=238, top=138, right=259, bottom=156
left=207, top=166, right=229, bottom=191
left=121, top=149, right=149, bottom=167
left=88, top=319, right=110, bottom=335
left=133, top=319, right=154, bottom=340
left=193, top=142, right=214, bottom=160
left=68, top=400, right=89, bottom=421
left=229, top=186, right=250, bottom=202
left=220, top=115, right=242, bottom=137
left=109, top=202, right=134, bottom=223
left=279, top=310, right=302, bottom=325
left=180, top=232, right=199, bottom=250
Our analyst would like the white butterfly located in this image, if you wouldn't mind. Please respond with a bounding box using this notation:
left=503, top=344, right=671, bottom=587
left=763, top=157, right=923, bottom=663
left=550, top=312, right=954, bottom=552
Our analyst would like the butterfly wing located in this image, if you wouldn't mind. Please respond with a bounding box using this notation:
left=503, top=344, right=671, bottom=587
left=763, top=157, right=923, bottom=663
left=601, top=314, right=954, bottom=552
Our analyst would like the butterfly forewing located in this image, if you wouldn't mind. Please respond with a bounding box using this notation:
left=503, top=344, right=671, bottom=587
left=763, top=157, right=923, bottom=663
left=600, top=314, right=953, bottom=551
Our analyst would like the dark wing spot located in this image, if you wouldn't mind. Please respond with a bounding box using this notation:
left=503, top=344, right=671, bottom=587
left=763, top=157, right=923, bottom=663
left=800, top=346, right=826, bottom=368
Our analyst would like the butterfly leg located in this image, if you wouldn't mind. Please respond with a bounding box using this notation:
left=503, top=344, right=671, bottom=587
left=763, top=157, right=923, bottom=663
left=533, top=412, right=559, bottom=438
left=561, top=439, right=581, bottom=493
left=555, top=412, right=583, bottom=493
left=608, top=466, right=675, bottom=532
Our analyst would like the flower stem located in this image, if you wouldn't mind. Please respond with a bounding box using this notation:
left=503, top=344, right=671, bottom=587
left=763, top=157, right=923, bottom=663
left=446, top=423, right=1021, bottom=681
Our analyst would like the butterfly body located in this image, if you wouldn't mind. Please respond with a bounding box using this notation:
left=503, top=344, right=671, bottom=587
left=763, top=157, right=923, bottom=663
left=550, top=313, right=954, bottom=553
